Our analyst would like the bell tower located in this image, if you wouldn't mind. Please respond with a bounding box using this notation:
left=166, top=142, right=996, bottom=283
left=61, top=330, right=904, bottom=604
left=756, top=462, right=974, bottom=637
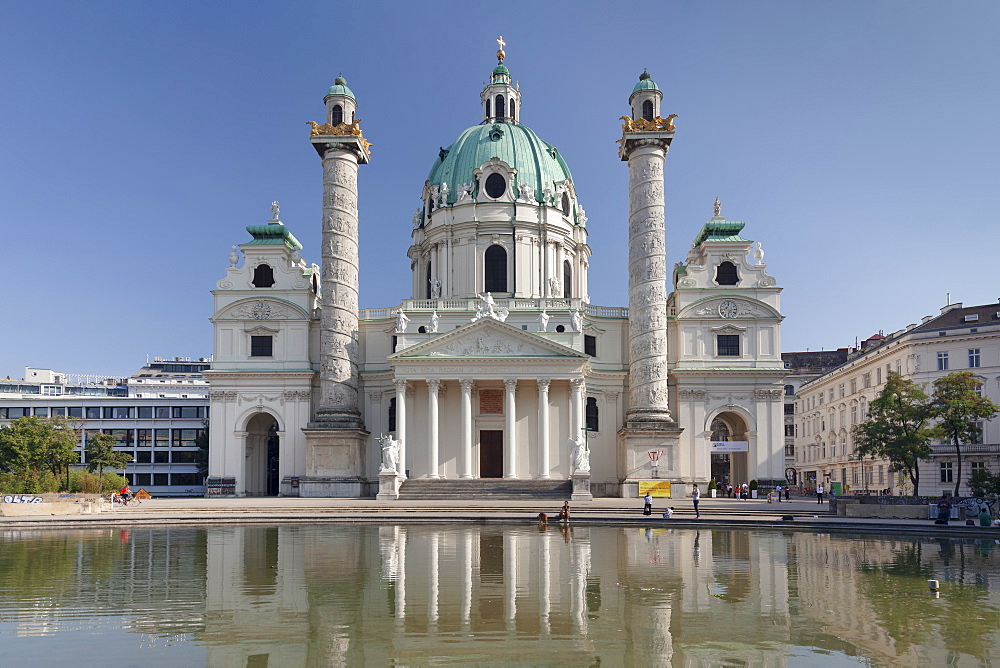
left=480, top=36, right=522, bottom=124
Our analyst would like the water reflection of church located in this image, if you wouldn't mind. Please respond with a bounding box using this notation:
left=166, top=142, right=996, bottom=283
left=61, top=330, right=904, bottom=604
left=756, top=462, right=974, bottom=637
left=205, top=40, right=788, bottom=499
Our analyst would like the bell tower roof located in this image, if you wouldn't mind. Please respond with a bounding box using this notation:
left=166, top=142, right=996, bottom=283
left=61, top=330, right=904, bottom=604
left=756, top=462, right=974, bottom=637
left=325, top=75, right=356, bottom=102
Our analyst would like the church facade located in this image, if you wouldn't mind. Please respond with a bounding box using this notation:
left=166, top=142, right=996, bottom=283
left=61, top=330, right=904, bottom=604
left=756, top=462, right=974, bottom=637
left=205, top=44, right=787, bottom=498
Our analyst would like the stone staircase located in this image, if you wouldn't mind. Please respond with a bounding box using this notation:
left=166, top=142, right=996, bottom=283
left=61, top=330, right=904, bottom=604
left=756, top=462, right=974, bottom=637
left=398, top=478, right=573, bottom=500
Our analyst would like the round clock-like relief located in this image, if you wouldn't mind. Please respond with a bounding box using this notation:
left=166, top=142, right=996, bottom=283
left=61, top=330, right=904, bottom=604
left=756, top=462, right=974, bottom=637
left=719, top=300, right=738, bottom=318
left=251, top=301, right=272, bottom=320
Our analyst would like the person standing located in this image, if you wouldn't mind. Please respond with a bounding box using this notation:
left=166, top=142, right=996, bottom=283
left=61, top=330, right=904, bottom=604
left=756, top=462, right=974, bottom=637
left=816, top=484, right=824, bottom=504
left=691, top=484, right=701, bottom=519
left=775, top=484, right=782, bottom=502
left=643, top=492, right=653, bottom=516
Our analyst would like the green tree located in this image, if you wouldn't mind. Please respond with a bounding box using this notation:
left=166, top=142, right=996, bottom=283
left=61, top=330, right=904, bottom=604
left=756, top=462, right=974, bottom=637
left=929, top=371, right=1000, bottom=498
left=85, top=432, right=133, bottom=489
left=193, top=420, right=209, bottom=477
left=852, top=372, right=932, bottom=496
left=967, top=468, right=1000, bottom=497
left=0, top=416, right=81, bottom=492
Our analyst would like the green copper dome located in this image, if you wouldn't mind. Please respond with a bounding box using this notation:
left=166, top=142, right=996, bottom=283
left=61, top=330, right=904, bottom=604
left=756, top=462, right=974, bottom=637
left=426, top=123, right=573, bottom=205
left=631, top=70, right=659, bottom=95
left=325, top=75, right=356, bottom=101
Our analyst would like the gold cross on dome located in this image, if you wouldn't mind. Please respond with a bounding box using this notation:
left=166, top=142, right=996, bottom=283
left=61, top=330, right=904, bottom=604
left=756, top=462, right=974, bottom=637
left=497, top=35, right=506, bottom=50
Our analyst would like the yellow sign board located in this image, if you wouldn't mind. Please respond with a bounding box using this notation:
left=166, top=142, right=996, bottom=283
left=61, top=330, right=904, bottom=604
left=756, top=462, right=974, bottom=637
left=639, top=480, right=672, bottom=497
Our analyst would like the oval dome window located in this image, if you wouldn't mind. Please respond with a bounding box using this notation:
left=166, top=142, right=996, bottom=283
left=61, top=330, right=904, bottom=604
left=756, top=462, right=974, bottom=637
left=484, top=173, right=506, bottom=199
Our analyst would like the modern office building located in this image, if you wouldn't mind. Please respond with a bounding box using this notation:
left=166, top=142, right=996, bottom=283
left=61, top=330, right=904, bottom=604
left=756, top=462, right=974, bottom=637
left=0, top=358, right=210, bottom=496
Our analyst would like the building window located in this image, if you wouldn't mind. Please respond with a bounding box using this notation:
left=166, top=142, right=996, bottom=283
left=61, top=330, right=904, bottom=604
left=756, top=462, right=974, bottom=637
left=972, top=421, right=984, bottom=444
left=641, top=99, right=654, bottom=121
left=784, top=403, right=794, bottom=415
left=838, top=383, right=845, bottom=398
left=585, top=397, right=599, bottom=432
left=561, top=192, right=571, bottom=216
left=860, top=400, right=867, bottom=419
left=862, top=373, right=871, bottom=389
left=584, top=335, right=597, bottom=357
left=485, top=99, right=491, bottom=118
left=153, top=474, right=169, bottom=486
left=717, top=334, right=740, bottom=356
left=972, top=461, right=987, bottom=473
left=851, top=405, right=857, bottom=424
left=940, top=462, right=953, bottom=483
left=251, top=335, right=273, bottom=357
left=484, top=245, right=508, bottom=292
left=850, top=379, right=857, bottom=394
left=509, top=99, right=515, bottom=121
left=252, top=264, right=275, bottom=288
left=332, top=104, right=343, bottom=126
left=937, top=351, right=949, bottom=371
left=784, top=385, right=794, bottom=396
left=969, top=348, right=981, bottom=368
left=876, top=368, right=881, bottom=385
left=154, top=451, right=170, bottom=464
left=484, top=173, right=507, bottom=199
left=494, top=94, right=505, bottom=119
left=563, top=260, right=572, bottom=298
left=425, top=261, right=433, bottom=299
left=388, top=397, right=396, bottom=432
left=715, top=261, right=739, bottom=286
left=784, top=424, right=795, bottom=437
left=172, top=472, right=201, bottom=486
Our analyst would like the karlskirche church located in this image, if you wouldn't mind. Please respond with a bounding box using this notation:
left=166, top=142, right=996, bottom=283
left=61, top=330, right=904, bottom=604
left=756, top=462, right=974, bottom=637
left=205, top=42, right=787, bottom=499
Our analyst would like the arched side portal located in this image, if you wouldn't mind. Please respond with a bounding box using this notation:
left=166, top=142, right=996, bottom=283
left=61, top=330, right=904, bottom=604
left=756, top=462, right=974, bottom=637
left=245, top=412, right=280, bottom=496
left=708, top=410, right=751, bottom=488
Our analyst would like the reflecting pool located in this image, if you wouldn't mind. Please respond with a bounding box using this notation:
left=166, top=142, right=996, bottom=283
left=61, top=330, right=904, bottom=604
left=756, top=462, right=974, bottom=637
left=2, top=524, right=1000, bottom=666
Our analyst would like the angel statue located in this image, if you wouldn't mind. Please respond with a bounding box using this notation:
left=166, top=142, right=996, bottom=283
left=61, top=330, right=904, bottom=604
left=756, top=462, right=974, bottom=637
left=378, top=434, right=399, bottom=474
left=569, top=436, right=591, bottom=473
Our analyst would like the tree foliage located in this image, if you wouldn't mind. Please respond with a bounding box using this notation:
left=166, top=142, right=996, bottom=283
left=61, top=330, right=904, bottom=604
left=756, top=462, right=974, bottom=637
left=851, top=372, right=932, bottom=496
left=0, top=416, right=81, bottom=492
left=929, top=371, right=1000, bottom=497
left=967, top=468, right=1000, bottom=497
left=85, top=432, right=133, bottom=486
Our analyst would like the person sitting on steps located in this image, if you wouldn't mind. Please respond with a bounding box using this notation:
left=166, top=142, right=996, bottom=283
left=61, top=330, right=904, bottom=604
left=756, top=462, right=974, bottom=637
left=558, top=501, right=571, bottom=521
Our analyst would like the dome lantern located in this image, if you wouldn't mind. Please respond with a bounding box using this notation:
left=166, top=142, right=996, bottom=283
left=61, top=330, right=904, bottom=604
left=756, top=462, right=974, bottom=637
left=481, top=36, right=520, bottom=124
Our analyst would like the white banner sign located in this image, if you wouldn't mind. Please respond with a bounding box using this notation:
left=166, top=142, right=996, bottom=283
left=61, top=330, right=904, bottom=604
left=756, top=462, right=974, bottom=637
left=711, top=440, right=748, bottom=453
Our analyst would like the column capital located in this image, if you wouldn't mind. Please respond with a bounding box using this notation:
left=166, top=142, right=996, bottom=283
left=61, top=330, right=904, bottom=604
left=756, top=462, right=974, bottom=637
left=537, top=378, right=551, bottom=393
left=459, top=378, right=475, bottom=393
left=504, top=378, right=518, bottom=391
left=427, top=378, right=441, bottom=393
left=571, top=377, right=586, bottom=393
left=394, top=379, right=409, bottom=392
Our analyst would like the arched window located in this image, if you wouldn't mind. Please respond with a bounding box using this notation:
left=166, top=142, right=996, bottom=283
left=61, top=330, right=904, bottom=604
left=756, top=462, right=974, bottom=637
left=494, top=94, right=505, bottom=120
left=510, top=99, right=516, bottom=122
left=425, top=261, right=432, bottom=299
left=561, top=192, right=570, bottom=216
left=715, top=261, right=739, bottom=285
left=484, top=245, right=507, bottom=293
left=710, top=418, right=730, bottom=441
left=332, top=104, right=343, bottom=126
left=563, top=260, right=572, bottom=299
left=642, top=100, right=653, bottom=121
left=252, top=264, right=275, bottom=288
left=484, top=173, right=506, bottom=199
left=585, top=397, right=599, bottom=432
left=485, top=99, right=491, bottom=119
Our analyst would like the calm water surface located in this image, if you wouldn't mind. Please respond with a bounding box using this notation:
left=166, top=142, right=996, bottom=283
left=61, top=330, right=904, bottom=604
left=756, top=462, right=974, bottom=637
left=1, top=524, right=999, bottom=666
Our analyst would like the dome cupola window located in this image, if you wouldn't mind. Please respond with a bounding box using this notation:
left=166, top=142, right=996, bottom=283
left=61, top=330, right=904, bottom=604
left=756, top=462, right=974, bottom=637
left=252, top=264, right=275, bottom=288
left=563, top=260, right=572, bottom=298
left=494, top=94, right=505, bottom=121
left=561, top=192, right=571, bottom=216
left=484, top=173, right=507, bottom=199
left=642, top=100, right=654, bottom=121
left=332, top=104, right=343, bottom=126
left=484, top=245, right=508, bottom=293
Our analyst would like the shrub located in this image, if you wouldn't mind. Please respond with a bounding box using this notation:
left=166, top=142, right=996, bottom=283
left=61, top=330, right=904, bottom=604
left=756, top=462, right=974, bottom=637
left=708, top=478, right=717, bottom=491
left=749, top=479, right=759, bottom=491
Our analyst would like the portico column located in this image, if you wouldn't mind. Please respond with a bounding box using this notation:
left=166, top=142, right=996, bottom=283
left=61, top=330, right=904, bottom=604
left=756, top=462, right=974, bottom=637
left=504, top=378, right=518, bottom=479
left=394, top=379, right=408, bottom=478
left=460, top=379, right=474, bottom=478
left=537, top=379, right=551, bottom=479
left=571, top=377, right=586, bottom=441
left=427, top=378, right=440, bottom=478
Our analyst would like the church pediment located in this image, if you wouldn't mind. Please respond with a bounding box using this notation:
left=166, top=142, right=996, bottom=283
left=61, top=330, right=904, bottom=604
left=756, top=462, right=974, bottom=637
left=215, top=298, right=312, bottom=321
left=678, top=297, right=781, bottom=320
left=389, top=319, right=587, bottom=359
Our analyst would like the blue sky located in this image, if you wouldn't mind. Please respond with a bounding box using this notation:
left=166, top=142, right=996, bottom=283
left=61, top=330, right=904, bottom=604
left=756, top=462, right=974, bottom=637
left=2, top=1, right=998, bottom=378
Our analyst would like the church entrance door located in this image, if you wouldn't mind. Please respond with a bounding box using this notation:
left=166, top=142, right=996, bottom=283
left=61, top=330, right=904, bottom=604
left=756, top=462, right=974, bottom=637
left=479, top=430, right=503, bottom=478
left=246, top=413, right=280, bottom=496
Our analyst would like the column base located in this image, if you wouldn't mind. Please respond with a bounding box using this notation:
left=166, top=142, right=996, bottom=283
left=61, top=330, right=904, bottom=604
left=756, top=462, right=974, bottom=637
left=571, top=473, right=593, bottom=501
left=617, top=422, right=684, bottom=496
left=309, top=406, right=365, bottom=431
left=301, top=426, right=369, bottom=497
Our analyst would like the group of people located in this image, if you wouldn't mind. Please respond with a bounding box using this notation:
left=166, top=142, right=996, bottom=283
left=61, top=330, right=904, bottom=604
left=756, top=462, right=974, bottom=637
left=716, top=482, right=754, bottom=499
left=644, top=485, right=698, bottom=519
